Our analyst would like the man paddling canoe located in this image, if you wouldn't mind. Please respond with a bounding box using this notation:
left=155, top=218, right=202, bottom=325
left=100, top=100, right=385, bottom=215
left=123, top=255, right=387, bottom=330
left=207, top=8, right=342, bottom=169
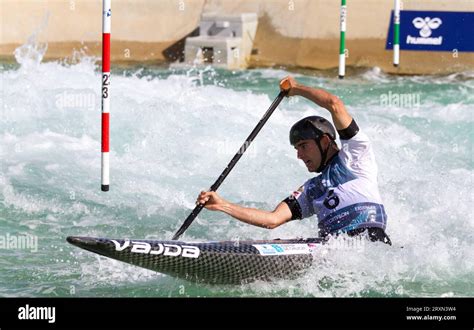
left=197, top=76, right=391, bottom=244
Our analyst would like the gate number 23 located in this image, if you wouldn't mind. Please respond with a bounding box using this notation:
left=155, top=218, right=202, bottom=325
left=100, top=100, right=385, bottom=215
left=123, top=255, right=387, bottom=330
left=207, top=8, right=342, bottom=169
left=102, top=74, right=110, bottom=98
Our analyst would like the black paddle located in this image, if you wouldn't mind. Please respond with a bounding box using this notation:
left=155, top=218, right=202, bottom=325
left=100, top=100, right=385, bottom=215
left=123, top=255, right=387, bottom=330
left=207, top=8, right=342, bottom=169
left=172, top=90, right=288, bottom=240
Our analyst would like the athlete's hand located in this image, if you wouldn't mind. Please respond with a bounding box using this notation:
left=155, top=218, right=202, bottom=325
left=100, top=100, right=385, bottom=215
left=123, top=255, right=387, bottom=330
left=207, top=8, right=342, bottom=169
left=279, top=76, right=299, bottom=97
left=196, top=191, right=226, bottom=211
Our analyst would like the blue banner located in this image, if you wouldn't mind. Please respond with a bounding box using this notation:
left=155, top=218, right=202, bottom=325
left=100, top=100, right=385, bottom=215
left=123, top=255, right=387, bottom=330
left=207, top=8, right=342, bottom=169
left=386, top=10, right=474, bottom=52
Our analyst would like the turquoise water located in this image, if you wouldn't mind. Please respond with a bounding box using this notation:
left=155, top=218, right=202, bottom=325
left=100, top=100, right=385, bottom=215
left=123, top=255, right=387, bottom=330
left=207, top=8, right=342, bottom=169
left=1, top=41, right=473, bottom=297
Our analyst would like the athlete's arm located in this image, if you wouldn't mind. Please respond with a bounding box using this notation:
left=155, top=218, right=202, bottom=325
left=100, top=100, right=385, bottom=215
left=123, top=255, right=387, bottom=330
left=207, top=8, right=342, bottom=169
left=280, top=76, right=353, bottom=130
left=196, top=191, right=292, bottom=229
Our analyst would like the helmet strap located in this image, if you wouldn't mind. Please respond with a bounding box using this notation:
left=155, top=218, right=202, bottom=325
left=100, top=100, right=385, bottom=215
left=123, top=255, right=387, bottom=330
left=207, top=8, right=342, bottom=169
left=314, top=136, right=333, bottom=173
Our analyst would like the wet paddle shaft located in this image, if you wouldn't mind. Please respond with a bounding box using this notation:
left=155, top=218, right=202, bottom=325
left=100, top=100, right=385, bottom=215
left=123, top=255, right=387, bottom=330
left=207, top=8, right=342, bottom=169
left=172, top=90, right=288, bottom=240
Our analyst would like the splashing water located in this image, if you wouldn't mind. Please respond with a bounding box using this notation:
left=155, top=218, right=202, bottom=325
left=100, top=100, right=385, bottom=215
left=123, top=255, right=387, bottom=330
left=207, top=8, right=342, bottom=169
left=0, top=35, right=473, bottom=297
left=13, top=13, right=50, bottom=73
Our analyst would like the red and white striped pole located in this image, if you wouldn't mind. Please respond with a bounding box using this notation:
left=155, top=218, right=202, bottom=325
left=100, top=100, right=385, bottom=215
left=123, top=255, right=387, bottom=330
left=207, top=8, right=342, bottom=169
left=101, top=0, right=111, bottom=192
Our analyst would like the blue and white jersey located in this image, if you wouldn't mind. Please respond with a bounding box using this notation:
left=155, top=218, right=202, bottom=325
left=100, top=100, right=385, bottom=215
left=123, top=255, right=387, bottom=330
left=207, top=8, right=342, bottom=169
left=284, top=128, right=387, bottom=236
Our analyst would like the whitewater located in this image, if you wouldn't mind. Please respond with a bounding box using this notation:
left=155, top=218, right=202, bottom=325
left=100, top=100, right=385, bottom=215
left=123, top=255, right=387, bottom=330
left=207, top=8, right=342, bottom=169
left=0, top=38, right=473, bottom=297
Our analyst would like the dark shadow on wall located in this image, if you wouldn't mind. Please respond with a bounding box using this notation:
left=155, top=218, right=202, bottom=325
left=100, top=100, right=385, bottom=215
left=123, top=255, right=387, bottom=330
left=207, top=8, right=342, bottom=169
left=162, top=27, right=200, bottom=62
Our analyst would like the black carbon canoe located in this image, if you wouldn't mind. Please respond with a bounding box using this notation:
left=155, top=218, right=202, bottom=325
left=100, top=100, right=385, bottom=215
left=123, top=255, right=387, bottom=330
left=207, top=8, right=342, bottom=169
left=67, top=236, right=324, bottom=284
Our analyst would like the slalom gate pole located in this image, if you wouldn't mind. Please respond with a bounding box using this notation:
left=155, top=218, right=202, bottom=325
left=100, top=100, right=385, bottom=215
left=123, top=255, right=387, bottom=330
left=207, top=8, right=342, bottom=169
left=338, top=0, right=347, bottom=79
left=101, top=0, right=111, bottom=192
left=393, top=0, right=401, bottom=67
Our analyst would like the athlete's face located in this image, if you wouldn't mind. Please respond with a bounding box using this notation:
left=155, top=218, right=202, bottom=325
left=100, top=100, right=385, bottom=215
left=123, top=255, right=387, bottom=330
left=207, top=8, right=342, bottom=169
left=295, top=139, right=321, bottom=172
left=295, top=136, right=331, bottom=172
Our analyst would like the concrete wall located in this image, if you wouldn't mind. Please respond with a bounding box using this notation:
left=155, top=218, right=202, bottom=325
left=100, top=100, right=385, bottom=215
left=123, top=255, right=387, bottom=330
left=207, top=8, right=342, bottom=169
left=1, top=0, right=473, bottom=73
